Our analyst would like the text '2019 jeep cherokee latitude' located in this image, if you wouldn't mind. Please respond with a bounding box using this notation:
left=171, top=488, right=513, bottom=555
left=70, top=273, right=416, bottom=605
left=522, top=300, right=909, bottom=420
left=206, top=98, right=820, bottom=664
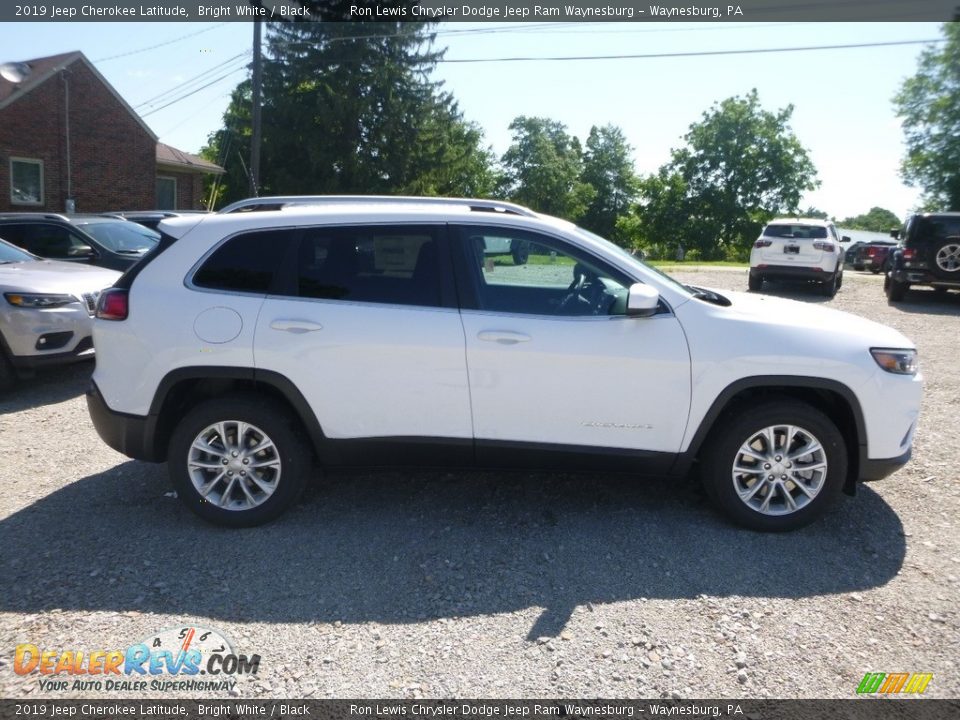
left=86, top=197, right=922, bottom=532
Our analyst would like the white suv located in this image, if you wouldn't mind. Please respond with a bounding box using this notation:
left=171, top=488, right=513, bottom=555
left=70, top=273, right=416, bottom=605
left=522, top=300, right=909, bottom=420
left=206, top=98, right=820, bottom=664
left=749, top=218, right=849, bottom=297
left=86, top=197, right=921, bottom=531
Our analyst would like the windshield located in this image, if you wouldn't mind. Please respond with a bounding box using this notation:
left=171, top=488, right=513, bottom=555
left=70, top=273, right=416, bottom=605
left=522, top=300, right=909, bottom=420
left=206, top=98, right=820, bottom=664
left=573, top=227, right=694, bottom=298
left=0, top=239, right=37, bottom=264
left=75, top=220, right=160, bottom=253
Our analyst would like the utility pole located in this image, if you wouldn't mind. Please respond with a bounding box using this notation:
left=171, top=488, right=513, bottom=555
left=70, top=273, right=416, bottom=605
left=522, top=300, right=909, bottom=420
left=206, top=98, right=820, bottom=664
left=250, top=18, right=262, bottom=197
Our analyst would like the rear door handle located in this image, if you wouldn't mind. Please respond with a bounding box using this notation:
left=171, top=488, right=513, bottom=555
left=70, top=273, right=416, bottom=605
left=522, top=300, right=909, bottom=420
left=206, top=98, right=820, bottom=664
left=477, top=330, right=531, bottom=345
left=270, top=319, right=323, bottom=333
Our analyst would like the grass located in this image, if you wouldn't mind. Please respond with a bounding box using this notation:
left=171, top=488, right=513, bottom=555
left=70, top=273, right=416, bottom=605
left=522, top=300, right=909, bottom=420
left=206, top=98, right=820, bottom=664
left=649, top=260, right=749, bottom=270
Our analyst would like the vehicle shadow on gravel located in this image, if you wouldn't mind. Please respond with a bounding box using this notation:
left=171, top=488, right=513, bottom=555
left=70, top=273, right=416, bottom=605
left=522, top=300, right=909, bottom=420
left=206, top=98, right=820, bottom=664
left=887, top=289, right=960, bottom=316
left=0, top=361, right=92, bottom=414
left=0, top=462, right=906, bottom=639
left=752, top=283, right=834, bottom=303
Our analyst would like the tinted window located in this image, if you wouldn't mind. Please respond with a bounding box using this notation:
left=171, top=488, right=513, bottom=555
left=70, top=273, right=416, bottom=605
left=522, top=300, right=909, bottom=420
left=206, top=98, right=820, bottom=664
left=763, top=224, right=828, bottom=239
left=457, top=226, right=629, bottom=316
left=5, top=224, right=94, bottom=259
left=75, top=220, right=159, bottom=253
left=918, top=216, right=960, bottom=240
left=194, top=229, right=295, bottom=293
left=296, top=225, right=442, bottom=308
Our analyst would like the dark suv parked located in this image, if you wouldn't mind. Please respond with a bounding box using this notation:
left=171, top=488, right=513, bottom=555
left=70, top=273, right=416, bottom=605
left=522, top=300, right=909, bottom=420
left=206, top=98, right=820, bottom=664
left=0, top=214, right=159, bottom=271
left=885, top=213, right=960, bottom=301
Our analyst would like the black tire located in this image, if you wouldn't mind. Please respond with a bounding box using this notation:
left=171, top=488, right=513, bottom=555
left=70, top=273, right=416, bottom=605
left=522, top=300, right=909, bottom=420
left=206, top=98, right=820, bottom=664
left=748, top=272, right=763, bottom=291
left=853, top=263, right=864, bottom=271
left=836, top=267, right=843, bottom=289
left=820, top=271, right=838, bottom=298
left=932, top=238, right=960, bottom=280
left=511, top=240, right=530, bottom=265
left=0, top=351, right=15, bottom=392
left=885, top=272, right=908, bottom=302
left=700, top=400, right=847, bottom=532
left=167, top=395, right=312, bottom=527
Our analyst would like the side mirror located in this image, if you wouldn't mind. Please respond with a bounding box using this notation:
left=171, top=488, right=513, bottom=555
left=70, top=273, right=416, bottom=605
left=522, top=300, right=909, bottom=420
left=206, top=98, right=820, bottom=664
left=841, top=236, right=851, bottom=243
left=889, top=228, right=900, bottom=239
left=626, top=283, right=660, bottom=318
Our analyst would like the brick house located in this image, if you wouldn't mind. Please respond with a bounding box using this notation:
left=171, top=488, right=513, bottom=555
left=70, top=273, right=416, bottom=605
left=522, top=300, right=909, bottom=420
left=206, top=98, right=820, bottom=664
left=0, top=51, right=223, bottom=214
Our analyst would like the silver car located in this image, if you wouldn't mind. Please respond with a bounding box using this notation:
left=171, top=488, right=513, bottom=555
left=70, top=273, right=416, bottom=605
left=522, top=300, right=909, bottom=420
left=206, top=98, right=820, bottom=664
left=0, top=238, right=120, bottom=389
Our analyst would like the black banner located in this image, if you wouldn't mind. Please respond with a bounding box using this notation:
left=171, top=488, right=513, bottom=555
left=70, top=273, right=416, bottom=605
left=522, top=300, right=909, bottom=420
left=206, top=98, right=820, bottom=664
left=2, top=0, right=958, bottom=23
left=0, top=700, right=959, bottom=720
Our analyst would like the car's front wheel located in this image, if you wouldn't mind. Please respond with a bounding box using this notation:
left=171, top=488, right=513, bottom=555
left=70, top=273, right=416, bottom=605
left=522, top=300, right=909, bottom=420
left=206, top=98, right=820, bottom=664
left=168, top=396, right=311, bottom=527
left=701, top=400, right=847, bottom=531
left=0, top=351, right=14, bottom=392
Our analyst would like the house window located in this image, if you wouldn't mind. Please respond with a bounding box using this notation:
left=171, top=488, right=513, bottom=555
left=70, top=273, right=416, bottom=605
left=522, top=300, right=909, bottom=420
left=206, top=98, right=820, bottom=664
left=156, top=176, right=177, bottom=210
left=10, top=158, right=43, bottom=205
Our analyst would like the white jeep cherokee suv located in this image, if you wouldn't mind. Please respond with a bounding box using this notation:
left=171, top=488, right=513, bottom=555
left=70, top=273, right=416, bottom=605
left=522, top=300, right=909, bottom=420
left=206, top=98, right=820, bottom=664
left=749, top=218, right=849, bottom=297
left=86, top=197, right=921, bottom=531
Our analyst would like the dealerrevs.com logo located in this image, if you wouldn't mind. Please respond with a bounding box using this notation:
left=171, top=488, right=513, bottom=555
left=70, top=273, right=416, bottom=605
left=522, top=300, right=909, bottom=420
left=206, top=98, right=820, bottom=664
left=14, top=626, right=260, bottom=693
left=856, top=672, right=933, bottom=695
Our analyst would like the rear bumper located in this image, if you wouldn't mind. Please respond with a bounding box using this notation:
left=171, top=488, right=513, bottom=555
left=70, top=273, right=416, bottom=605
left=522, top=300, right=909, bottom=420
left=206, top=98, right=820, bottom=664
left=86, top=380, right=163, bottom=462
left=891, top=267, right=960, bottom=287
left=751, top=265, right=835, bottom=281
left=860, top=447, right=912, bottom=481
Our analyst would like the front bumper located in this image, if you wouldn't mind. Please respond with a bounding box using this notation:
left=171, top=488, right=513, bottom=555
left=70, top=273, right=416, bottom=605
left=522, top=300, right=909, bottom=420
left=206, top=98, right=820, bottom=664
left=86, top=380, right=163, bottom=462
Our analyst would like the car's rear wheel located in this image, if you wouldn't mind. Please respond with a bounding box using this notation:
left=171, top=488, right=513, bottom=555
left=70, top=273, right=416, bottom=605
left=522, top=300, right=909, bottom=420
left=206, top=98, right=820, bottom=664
left=168, top=396, right=311, bottom=527
left=748, top=272, right=763, bottom=291
left=821, top=271, right=839, bottom=297
left=884, top=272, right=909, bottom=302
left=700, top=400, right=847, bottom=531
left=933, top=239, right=960, bottom=280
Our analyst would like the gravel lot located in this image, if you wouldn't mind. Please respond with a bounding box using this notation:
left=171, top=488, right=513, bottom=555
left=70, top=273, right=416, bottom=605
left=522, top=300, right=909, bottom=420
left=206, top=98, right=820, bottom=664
left=0, top=269, right=957, bottom=700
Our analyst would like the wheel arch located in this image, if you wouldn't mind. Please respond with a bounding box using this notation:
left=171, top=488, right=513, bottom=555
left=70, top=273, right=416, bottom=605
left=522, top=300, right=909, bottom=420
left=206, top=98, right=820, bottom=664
left=148, top=366, right=327, bottom=463
left=676, top=376, right=865, bottom=494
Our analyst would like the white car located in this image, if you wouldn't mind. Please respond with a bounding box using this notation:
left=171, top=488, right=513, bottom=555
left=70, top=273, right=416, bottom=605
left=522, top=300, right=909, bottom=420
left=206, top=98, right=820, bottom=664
left=748, top=218, right=849, bottom=297
left=0, top=238, right=120, bottom=390
left=86, top=197, right=921, bottom=531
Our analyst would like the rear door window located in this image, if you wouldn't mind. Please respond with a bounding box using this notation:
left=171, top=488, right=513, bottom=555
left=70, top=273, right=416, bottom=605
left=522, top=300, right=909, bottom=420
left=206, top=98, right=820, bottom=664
left=295, top=225, right=443, bottom=308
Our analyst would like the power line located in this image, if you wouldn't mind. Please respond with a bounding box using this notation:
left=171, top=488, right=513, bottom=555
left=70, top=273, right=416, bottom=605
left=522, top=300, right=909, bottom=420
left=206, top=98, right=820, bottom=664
left=93, top=24, right=229, bottom=63
left=133, top=51, right=250, bottom=110
left=439, top=37, right=944, bottom=63
left=140, top=66, right=248, bottom=118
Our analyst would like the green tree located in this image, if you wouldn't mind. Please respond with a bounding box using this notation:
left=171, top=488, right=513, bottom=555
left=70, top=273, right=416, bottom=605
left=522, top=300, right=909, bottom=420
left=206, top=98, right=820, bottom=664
left=894, top=23, right=960, bottom=210
left=580, top=125, right=639, bottom=243
left=660, top=89, right=819, bottom=256
left=499, top=116, right=595, bottom=221
left=203, top=9, right=497, bottom=205
left=840, top=207, right=902, bottom=233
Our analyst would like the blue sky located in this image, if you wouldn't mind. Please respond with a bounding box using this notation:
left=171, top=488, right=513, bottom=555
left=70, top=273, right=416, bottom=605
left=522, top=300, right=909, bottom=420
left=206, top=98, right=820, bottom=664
left=2, top=21, right=944, bottom=219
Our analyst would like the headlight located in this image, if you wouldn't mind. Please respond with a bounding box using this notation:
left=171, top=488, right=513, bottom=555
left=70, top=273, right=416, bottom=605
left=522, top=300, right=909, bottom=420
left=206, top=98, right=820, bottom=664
left=870, top=348, right=918, bottom=375
left=4, top=292, right=78, bottom=309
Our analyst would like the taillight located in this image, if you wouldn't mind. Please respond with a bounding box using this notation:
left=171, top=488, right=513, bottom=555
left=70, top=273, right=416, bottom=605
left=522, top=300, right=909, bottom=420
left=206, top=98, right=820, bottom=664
left=754, top=239, right=772, bottom=248
left=903, top=248, right=915, bottom=260
left=867, top=247, right=878, bottom=257
left=96, top=289, right=128, bottom=321
left=813, top=241, right=835, bottom=252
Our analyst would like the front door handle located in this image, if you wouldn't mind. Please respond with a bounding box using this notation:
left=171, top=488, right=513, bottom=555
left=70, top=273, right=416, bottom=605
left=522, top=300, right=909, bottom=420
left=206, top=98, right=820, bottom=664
left=477, top=330, right=531, bottom=345
left=270, top=319, right=323, bottom=333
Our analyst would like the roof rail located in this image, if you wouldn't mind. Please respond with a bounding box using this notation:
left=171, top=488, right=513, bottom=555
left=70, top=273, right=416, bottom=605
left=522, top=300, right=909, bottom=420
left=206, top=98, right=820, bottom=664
left=0, top=212, right=70, bottom=221
left=217, top=195, right=539, bottom=218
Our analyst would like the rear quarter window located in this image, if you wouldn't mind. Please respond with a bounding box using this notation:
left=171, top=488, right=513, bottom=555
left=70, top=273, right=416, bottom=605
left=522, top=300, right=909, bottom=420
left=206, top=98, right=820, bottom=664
left=193, top=229, right=296, bottom=294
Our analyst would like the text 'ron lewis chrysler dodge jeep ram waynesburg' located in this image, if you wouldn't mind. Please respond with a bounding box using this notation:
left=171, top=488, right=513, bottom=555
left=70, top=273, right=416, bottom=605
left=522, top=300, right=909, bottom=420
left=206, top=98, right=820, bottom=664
left=86, top=197, right=922, bottom=532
